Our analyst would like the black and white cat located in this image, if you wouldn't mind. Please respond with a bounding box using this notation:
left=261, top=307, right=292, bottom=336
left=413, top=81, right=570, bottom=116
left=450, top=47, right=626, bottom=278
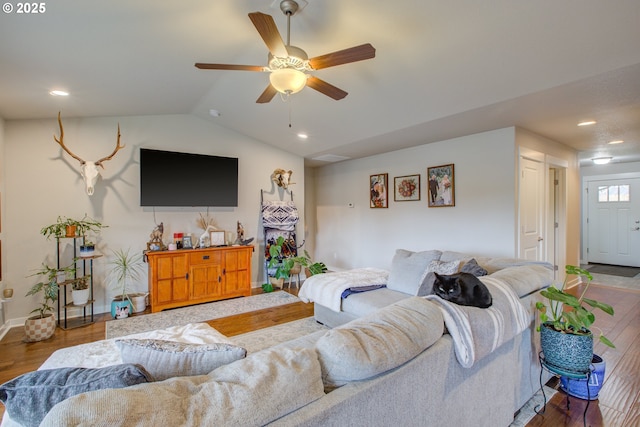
left=432, top=272, right=493, bottom=308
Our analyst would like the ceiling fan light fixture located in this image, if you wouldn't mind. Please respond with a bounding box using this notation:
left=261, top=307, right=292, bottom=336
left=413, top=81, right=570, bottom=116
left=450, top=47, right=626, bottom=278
left=269, top=68, right=307, bottom=94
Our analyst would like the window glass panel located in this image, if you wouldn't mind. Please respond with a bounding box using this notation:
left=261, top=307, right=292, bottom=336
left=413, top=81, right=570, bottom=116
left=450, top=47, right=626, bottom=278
left=598, top=186, right=608, bottom=202
left=609, top=185, right=619, bottom=202
left=620, top=185, right=630, bottom=202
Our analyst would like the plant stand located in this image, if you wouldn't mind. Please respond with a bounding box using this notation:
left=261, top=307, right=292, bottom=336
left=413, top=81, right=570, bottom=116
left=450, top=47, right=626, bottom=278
left=535, top=352, right=591, bottom=427
left=55, top=237, right=100, bottom=329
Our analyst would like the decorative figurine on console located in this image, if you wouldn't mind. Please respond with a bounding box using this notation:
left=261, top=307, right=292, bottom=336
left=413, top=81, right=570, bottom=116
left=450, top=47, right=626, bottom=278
left=147, top=222, right=166, bottom=251
left=233, top=221, right=254, bottom=246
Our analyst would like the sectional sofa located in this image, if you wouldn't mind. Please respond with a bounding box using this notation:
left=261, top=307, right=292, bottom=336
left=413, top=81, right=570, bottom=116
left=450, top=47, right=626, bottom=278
left=1, top=249, right=553, bottom=426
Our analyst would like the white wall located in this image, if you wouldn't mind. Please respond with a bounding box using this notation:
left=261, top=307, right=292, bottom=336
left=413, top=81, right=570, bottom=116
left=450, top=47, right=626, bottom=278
left=313, top=128, right=518, bottom=271
left=2, top=114, right=304, bottom=323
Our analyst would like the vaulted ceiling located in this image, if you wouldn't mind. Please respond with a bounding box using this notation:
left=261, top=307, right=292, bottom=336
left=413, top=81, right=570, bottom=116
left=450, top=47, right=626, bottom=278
left=1, top=0, right=639, bottom=166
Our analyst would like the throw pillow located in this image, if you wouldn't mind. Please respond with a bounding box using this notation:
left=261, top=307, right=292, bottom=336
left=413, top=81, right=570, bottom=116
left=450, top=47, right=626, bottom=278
left=386, top=249, right=442, bottom=295
left=315, top=297, right=444, bottom=390
left=416, top=259, right=461, bottom=296
left=41, top=347, right=325, bottom=427
left=0, top=364, right=151, bottom=427
left=460, top=258, right=488, bottom=277
left=116, top=339, right=247, bottom=381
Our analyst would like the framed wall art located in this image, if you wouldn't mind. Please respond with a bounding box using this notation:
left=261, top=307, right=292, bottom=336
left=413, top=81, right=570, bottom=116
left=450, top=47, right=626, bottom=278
left=210, top=230, right=226, bottom=246
left=427, top=164, right=455, bottom=207
left=370, top=173, right=388, bottom=208
left=394, top=174, right=421, bottom=201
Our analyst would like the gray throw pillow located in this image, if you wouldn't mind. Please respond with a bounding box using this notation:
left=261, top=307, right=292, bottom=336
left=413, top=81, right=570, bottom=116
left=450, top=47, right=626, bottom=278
left=460, top=258, right=488, bottom=277
left=116, top=339, right=247, bottom=381
left=0, top=364, right=151, bottom=427
left=386, top=249, right=442, bottom=295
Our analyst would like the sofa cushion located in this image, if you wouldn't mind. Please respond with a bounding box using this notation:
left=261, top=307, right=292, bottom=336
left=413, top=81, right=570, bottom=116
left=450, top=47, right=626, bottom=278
left=116, top=339, right=246, bottom=381
left=490, top=265, right=552, bottom=298
left=341, top=287, right=409, bottom=317
left=0, top=364, right=151, bottom=427
left=386, top=249, right=442, bottom=295
left=315, top=297, right=444, bottom=390
left=41, top=347, right=325, bottom=427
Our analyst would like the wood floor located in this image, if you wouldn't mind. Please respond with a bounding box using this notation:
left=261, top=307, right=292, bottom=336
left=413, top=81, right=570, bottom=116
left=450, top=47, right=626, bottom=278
left=0, top=284, right=638, bottom=426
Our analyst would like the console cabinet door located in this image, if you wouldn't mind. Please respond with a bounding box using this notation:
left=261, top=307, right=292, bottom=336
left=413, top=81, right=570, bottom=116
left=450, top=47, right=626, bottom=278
left=153, top=253, right=189, bottom=309
left=223, top=247, right=251, bottom=297
left=190, top=264, right=222, bottom=300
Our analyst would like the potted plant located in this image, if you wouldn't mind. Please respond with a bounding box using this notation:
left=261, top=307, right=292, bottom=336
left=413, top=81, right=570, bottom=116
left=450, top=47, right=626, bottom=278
left=108, top=248, right=144, bottom=319
left=536, top=265, right=615, bottom=374
left=267, top=236, right=297, bottom=288
left=25, top=265, right=59, bottom=342
left=70, top=275, right=91, bottom=305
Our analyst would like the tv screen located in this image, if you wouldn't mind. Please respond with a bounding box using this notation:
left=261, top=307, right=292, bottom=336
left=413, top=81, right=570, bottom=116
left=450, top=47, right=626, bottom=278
left=140, top=148, right=238, bottom=207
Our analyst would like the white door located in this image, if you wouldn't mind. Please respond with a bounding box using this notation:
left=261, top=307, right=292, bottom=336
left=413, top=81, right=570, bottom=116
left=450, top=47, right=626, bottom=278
left=586, top=178, right=640, bottom=267
left=519, top=157, right=545, bottom=261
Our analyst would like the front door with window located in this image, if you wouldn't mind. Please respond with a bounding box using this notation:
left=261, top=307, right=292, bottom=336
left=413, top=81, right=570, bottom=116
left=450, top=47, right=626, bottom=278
left=586, top=178, right=640, bottom=267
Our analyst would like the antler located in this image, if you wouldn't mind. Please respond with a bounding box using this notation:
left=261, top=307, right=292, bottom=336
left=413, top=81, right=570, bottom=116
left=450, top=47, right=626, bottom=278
left=95, top=124, right=124, bottom=168
left=54, top=112, right=85, bottom=164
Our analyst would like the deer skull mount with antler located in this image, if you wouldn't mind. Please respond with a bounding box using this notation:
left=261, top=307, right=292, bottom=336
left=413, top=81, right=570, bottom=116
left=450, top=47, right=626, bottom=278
left=53, top=112, right=125, bottom=196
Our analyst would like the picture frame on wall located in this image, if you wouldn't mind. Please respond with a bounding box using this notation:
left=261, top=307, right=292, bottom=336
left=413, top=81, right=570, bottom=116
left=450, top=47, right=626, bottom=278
left=427, top=164, right=455, bottom=207
left=210, top=230, right=225, bottom=246
left=370, top=173, right=388, bottom=208
left=394, top=174, right=421, bottom=201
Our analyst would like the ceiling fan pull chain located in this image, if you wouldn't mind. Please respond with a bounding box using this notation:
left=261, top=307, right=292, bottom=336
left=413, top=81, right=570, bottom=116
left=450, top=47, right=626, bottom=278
left=288, top=96, right=293, bottom=128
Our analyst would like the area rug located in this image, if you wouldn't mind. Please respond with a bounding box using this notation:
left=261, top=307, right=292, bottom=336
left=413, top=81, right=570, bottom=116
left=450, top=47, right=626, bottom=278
left=231, top=317, right=328, bottom=353
left=510, top=385, right=558, bottom=426
left=105, top=291, right=300, bottom=339
left=585, top=263, right=640, bottom=278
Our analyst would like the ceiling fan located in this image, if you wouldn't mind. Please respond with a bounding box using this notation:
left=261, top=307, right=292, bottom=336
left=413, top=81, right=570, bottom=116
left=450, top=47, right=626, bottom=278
left=195, top=0, right=376, bottom=103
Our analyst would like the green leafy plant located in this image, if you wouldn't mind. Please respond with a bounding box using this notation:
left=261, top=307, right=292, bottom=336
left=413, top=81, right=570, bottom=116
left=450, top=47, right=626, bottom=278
left=268, top=236, right=326, bottom=279
left=261, top=283, right=274, bottom=293
left=108, top=248, right=144, bottom=303
left=71, top=275, right=90, bottom=291
left=26, top=264, right=59, bottom=318
left=40, top=215, right=107, bottom=240
left=536, top=265, right=615, bottom=348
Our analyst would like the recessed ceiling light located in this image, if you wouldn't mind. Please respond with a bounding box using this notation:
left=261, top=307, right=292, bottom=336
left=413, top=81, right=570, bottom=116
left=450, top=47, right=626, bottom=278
left=297, top=133, right=308, bottom=139
left=49, top=90, right=69, bottom=96
left=592, top=157, right=612, bottom=165
left=608, top=140, right=624, bottom=145
left=577, top=120, right=596, bottom=126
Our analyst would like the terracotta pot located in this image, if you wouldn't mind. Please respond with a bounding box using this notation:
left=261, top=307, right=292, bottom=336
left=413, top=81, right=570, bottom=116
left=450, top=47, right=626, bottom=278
left=24, top=313, right=56, bottom=342
left=290, top=263, right=302, bottom=275
left=65, top=225, right=77, bottom=237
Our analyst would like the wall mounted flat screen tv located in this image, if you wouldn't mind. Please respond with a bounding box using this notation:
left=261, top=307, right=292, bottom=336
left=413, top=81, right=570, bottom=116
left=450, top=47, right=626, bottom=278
left=140, top=148, right=238, bottom=207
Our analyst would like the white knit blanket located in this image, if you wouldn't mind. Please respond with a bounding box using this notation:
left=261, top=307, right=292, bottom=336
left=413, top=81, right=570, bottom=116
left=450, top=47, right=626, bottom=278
left=424, top=276, right=530, bottom=368
left=298, top=268, right=389, bottom=312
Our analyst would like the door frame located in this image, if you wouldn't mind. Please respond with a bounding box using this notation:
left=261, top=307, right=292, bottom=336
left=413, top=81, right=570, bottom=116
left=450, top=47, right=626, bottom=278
left=518, top=148, right=568, bottom=279
left=582, top=171, right=640, bottom=265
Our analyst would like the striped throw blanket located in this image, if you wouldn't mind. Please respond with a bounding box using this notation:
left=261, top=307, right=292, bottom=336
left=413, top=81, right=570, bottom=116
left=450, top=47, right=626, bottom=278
left=424, top=276, right=530, bottom=368
left=298, top=268, right=389, bottom=312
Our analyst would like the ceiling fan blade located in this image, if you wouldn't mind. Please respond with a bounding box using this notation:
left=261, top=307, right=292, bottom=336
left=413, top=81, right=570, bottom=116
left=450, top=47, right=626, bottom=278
left=195, top=63, right=265, bottom=71
left=306, top=76, right=348, bottom=100
left=248, top=12, right=288, bottom=58
left=309, top=43, right=376, bottom=70
left=256, top=84, right=278, bottom=103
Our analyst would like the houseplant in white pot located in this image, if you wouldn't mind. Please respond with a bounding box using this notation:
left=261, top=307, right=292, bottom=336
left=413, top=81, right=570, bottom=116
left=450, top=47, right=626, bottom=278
left=70, top=275, right=91, bottom=305
left=25, top=265, right=59, bottom=342
left=108, top=248, right=144, bottom=319
left=536, top=264, right=614, bottom=395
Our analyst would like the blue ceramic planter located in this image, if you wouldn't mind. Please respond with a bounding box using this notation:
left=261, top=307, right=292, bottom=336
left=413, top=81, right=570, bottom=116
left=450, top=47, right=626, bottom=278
left=560, top=354, right=606, bottom=400
left=540, top=322, right=593, bottom=373
left=111, top=299, right=133, bottom=319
